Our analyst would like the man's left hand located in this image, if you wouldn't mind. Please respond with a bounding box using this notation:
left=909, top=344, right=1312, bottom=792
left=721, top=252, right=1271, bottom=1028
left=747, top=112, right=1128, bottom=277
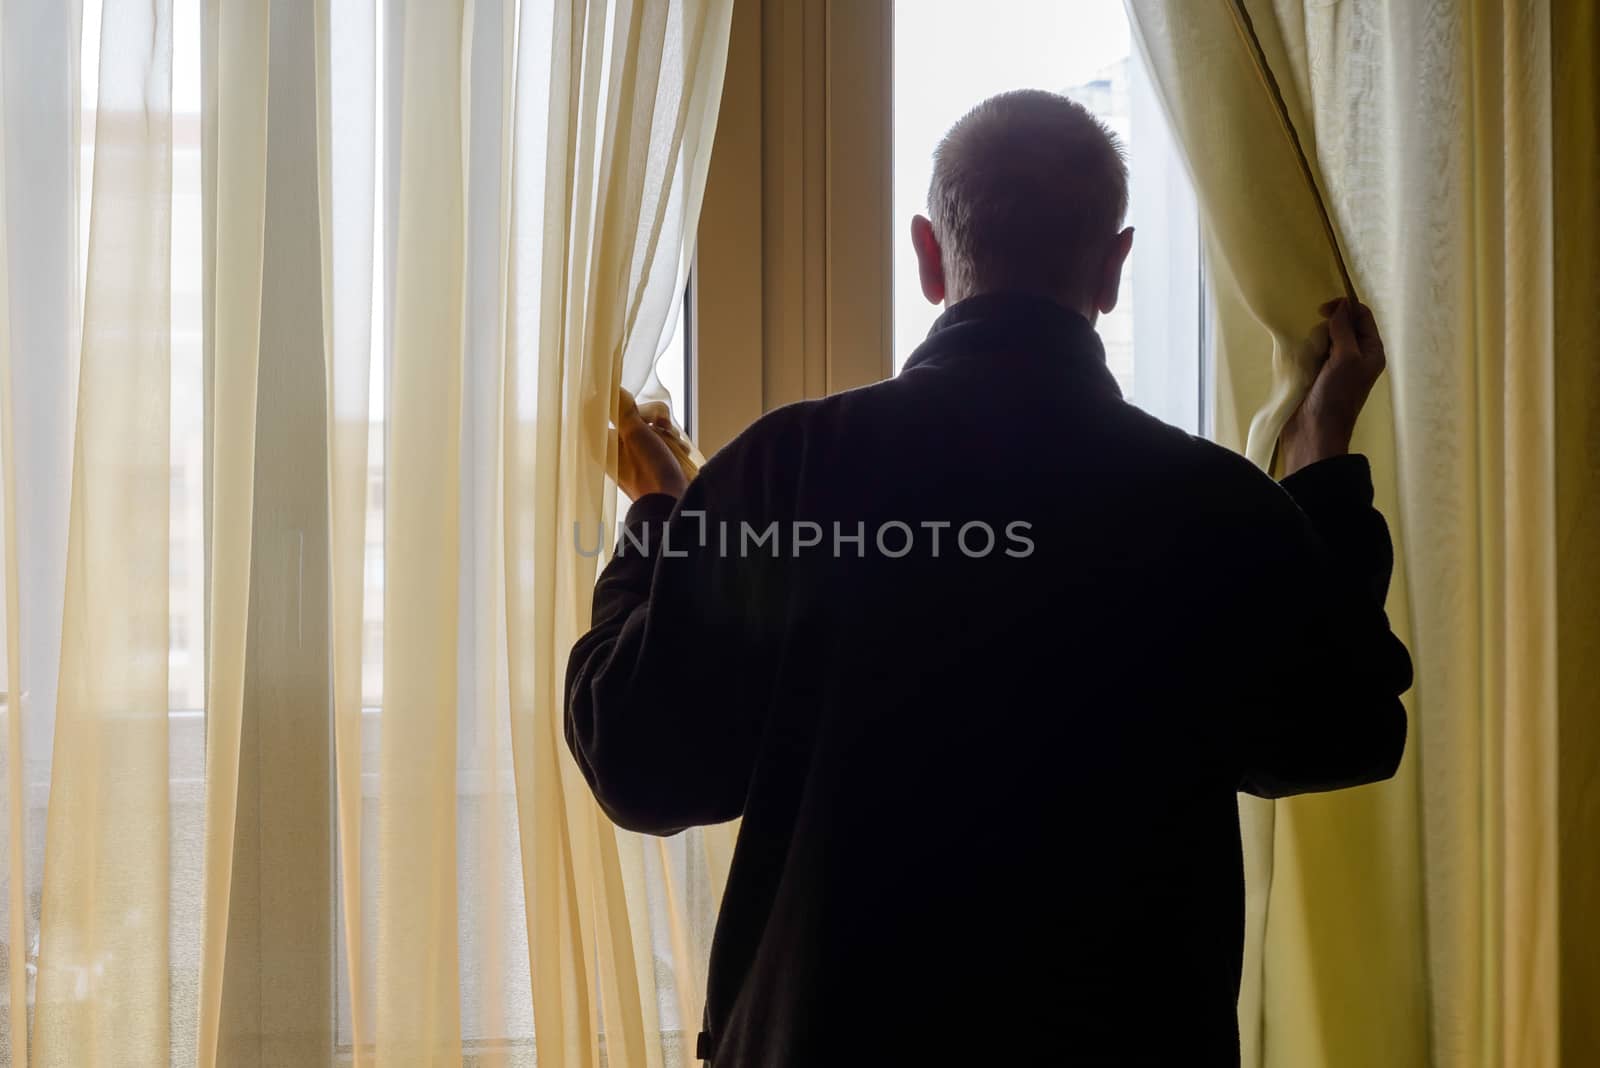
left=1280, top=298, right=1387, bottom=475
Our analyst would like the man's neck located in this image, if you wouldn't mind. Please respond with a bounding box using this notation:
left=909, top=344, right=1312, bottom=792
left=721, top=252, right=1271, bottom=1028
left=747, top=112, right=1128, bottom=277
left=944, top=286, right=1096, bottom=326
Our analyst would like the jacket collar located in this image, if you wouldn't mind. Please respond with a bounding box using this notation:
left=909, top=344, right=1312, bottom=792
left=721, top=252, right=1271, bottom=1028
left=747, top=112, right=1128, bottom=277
left=900, top=291, right=1122, bottom=400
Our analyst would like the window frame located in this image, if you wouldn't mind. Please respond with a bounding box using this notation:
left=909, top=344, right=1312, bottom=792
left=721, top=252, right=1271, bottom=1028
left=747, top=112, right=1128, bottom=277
left=692, top=0, right=894, bottom=454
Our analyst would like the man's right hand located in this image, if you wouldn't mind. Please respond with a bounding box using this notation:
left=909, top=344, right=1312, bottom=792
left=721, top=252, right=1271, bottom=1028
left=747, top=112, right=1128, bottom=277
left=1280, top=298, right=1387, bottom=476
left=617, top=402, right=690, bottom=502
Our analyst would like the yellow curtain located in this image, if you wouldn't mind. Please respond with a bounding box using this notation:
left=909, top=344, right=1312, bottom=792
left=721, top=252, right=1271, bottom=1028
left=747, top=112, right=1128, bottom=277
left=1126, top=0, right=1599, bottom=1064
left=1551, top=3, right=1599, bottom=1059
left=313, top=0, right=378, bottom=1061
left=0, top=0, right=736, bottom=1064
left=32, top=1, right=175, bottom=1064
left=0, top=2, right=82, bottom=1062
left=193, top=0, right=269, bottom=1062
left=501, top=1, right=736, bottom=1063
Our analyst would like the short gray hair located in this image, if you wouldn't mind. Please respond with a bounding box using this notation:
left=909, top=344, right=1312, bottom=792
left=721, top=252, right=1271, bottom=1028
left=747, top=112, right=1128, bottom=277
left=928, top=89, right=1128, bottom=300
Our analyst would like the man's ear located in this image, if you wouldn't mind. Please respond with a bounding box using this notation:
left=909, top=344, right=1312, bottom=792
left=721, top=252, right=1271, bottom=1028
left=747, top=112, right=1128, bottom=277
left=911, top=214, right=946, bottom=305
left=1093, top=226, right=1135, bottom=315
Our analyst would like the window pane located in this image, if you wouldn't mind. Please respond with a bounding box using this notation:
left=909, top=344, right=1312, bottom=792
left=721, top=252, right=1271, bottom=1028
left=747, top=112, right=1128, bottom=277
left=655, top=284, right=692, bottom=433
left=171, top=0, right=205, bottom=713
left=892, top=0, right=1202, bottom=432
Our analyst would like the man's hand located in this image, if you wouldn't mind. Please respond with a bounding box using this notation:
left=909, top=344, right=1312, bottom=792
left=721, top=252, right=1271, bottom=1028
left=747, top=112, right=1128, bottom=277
left=617, top=403, right=690, bottom=501
left=1280, top=298, right=1387, bottom=475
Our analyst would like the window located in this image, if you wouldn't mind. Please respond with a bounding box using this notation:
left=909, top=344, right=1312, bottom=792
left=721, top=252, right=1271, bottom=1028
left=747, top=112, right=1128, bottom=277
left=8, top=2, right=1204, bottom=1057
left=892, top=0, right=1203, bottom=433
left=658, top=285, right=694, bottom=437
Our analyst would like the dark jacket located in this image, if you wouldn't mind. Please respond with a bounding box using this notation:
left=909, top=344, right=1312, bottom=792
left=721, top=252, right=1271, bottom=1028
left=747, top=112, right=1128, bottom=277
left=566, top=292, right=1411, bottom=1066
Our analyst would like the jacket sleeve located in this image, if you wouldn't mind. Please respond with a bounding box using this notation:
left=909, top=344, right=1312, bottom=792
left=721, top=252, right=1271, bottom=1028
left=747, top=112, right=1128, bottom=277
left=1235, top=454, right=1413, bottom=799
left=564, top=455, right=781, bottom=835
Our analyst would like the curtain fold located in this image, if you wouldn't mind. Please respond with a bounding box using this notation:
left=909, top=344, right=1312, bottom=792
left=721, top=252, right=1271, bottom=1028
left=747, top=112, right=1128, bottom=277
left=193, top=1, right=269, bottom=1063
left=1127, top=0, right=1597, bottom=1064
left=0, top=2, right=82, bottom=1062
left=312, top=0, right=377, bottom=1062
left=1551, top=4, right=1599, bottom=1060
left=32, top=2, right=175, bottom=1064
left=375, top=0, right=469, bottom=1060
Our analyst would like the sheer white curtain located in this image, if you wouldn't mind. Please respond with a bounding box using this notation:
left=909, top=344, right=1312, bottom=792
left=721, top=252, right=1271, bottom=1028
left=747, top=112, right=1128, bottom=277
left=0, top=0, right=81, bottom=1059
left=0, top=2, right=186, bottom=1063
left=321, top=0, right=737, bottom=1063
left=0, top=0, right=735, bottom=1064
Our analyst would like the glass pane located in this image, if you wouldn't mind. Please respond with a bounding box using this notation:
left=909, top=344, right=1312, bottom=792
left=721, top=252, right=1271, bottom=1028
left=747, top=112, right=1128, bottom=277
left=892, top=0, right=1202, bottom=432
left=655, top=285, right=691, bottom=433
left=171, top=0, right=205, bottom=714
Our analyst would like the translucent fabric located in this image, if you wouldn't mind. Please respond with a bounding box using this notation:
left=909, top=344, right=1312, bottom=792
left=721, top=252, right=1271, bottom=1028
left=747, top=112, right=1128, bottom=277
left=25, top=2, right=177, bottom=1063
left=0, top=0, right=736, bottom=1064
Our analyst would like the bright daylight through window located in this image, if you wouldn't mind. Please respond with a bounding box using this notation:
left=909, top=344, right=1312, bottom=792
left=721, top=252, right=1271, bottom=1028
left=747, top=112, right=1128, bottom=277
left=894, top=0, right=1203, bottom=433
